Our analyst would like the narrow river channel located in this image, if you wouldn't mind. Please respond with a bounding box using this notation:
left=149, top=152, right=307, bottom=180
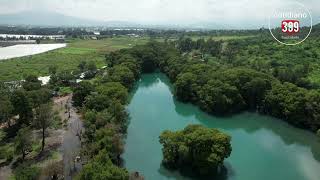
left=122, top=73, right=320, bottom=180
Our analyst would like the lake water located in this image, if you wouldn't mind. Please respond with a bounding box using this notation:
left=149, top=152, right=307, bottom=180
left=123, top=73, right=320, bottom=180
left=0, top=44, right=66, bottom=60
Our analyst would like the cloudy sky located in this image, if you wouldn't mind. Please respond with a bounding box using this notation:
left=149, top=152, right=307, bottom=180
left=0, top=0, right=319, bottom=28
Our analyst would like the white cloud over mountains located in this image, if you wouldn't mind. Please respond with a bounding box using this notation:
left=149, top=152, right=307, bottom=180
left=0, top=0, right=319, bottom=27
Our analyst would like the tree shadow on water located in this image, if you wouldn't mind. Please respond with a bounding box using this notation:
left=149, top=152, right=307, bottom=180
left=158, top=162, right=235, bottom=180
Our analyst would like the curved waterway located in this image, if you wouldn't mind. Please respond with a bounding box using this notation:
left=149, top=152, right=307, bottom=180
left=122, top=73, right=320, bottom=180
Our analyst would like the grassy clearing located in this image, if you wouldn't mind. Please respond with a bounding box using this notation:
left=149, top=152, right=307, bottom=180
left=0, top=36, right=152, bottom=81
left=67, top=36, right=152, bottom=52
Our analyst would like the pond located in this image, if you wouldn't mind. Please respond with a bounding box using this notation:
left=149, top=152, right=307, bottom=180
left=122, top=73, right=320, bottom=180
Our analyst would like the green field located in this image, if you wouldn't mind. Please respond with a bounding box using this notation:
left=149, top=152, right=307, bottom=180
left=0, top=35, right=256, bottom=81
left=0, top=36, right=152, bottom=81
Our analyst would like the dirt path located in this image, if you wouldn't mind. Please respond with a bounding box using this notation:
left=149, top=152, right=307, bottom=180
left=0, top=94, right=83, bottom=180
left=55, top=95, right=83, bottom=180
left=0, top=165, right=12, bottom=180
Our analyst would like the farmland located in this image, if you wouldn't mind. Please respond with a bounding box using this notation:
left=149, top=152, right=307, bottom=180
left=0, top=36, right=152, bottom=81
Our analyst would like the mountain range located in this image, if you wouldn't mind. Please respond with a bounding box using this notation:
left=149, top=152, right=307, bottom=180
left=0, top=11, right=141, bottom=27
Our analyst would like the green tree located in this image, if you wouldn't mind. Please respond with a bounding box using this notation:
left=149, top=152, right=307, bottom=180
left=0, top=95, right=14, bottom=127
left=11, top=89, right=33, bottom=125
left=76, top=149, right=129, bottom=180
left=33, top=103, right=53, bottom=152
left=174, top=72, right=197, bottom=102
left=14, top=126, right=33, bottom=160
left=72, top=81, right=94, bottom=107
left=96, top=82, right=128, bottom=105
left=84, top=94, right=111, bottom=112
left=159, top=124, right=232, bottom=175
left=243, top=77, right=272, bottom=109
left=107, top=100, right=128, bottom=132
left=95, top=125, right=124, bottom=164
left=23, top=75, right=41, bottom=91
left=109, top=65, right=135, bottom=89
left=198, top=80, right=245, bottom=114
left=27, top=88, right=51, bottom=108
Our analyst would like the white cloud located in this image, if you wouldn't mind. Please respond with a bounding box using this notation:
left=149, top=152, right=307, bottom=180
left=0, top=0, right=319, bottom=27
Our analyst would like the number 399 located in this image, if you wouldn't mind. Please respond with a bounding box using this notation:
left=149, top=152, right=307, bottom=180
left=282, top=20, right=300, bottom=33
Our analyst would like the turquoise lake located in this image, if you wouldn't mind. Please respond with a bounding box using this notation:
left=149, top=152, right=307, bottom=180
left=122, top=73, right=320, bottom=180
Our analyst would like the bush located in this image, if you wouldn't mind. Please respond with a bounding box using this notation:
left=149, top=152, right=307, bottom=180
left=76, top=150, right=128, bottom=180
left=14, top=164, right=40, bottom=180
left=0, top=144, right=14, bottom=163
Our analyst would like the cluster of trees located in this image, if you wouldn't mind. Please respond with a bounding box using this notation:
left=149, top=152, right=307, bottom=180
left=0, top=75, right=54, bottom=152
left=74, top=47, right=147, bottom=179
left=77, top=149, right=129, bottom=180
left=176, top=37, right=222, bottom=57
left=73, top=79, right=130, bottom=180
left=159, top=124, right=232, bottom=176
left=175, top=32, right=320, bottom=89
left=173, top=67, right=275, bottom=114
left=76, top=41, right=175, bottom=179
left=0, top=26, right=94, bottom=37
left=262, top=83, right=320, bottom=130
left=48, top=61, right=96, bottom=89
left=143, top=39, right=320, bottom=132
left=100, top=28, right=260, bottom=37
left=104, top=41, right=320, bottom=133
left=0, top=75, right=58, bottom=179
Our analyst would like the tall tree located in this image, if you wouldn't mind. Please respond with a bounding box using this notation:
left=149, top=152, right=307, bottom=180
left=33, top=103, right=53, bottom=152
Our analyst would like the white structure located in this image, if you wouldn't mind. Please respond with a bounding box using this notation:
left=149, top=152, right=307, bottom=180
left=0, top=43, right=67, bottom=60
left=0, top=34, right=66, bottom=40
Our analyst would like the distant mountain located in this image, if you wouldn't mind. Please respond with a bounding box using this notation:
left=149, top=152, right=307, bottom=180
left=0, top=10, right=319, bottom=29
left=0, top=11, right=140, bottom=27
left=0, top=11, right=260, bottom=29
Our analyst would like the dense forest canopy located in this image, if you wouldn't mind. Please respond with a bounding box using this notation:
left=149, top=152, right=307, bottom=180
left=101, top=37, right=320, bottom=132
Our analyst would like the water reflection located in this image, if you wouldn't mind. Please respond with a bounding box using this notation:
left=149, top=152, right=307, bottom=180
left=158, top=163, right=233, bottom=180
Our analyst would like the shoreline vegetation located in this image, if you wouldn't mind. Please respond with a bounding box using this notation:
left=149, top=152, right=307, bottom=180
left=75, top=37, right=319, bottom=179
